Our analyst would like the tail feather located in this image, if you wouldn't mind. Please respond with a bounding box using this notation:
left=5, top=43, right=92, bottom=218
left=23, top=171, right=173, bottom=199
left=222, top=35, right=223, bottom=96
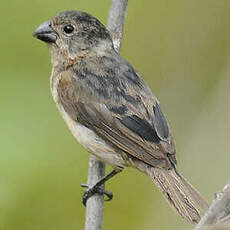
left=146, top=167, right=209, bottom=224
left=174, top=169, right=209, bottom=210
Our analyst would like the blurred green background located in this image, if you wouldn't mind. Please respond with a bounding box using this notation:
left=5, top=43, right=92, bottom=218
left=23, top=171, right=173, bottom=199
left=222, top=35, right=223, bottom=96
left=1, top=0, right=230, bottom=229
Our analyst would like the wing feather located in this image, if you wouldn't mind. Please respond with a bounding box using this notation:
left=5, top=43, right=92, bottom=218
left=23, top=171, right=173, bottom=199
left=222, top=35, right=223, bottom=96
left=57, top=56, right=176, bottom=169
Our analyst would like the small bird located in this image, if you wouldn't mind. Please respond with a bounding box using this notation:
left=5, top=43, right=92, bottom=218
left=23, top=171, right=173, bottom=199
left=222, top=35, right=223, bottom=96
left=33, top=10, right=208, bottom=224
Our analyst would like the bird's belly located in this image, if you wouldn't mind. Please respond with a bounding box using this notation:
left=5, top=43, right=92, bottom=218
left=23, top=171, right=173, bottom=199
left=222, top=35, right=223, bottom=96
left=60, top=106, right=126, bottom=169
left=51, top=80, right=126, bottom=169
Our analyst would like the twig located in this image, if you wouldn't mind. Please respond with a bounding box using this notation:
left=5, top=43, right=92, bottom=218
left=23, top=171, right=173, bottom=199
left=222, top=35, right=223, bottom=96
left=107, top=0, right=128, bottom=52
left=84, top=1, right=128, bottom=230
left=195, top=182, right=230, bottom=230
left=85, top=155, right=105, bottom=230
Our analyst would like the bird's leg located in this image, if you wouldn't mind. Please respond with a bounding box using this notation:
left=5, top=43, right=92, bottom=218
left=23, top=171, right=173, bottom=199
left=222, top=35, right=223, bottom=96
left=81, top=169, right=120, bottom=206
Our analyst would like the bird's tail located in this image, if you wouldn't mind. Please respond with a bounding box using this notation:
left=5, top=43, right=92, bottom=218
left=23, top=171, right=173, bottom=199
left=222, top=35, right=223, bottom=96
left=142, top=166, right=209, bottom=224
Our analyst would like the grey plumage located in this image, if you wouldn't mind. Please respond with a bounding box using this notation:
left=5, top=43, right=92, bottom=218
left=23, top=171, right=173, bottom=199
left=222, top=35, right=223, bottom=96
left=33, top=10, right=209, bottom=224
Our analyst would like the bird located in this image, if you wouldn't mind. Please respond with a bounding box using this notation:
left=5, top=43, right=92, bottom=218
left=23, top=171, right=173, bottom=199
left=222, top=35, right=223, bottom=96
left=33, top=10, right=208, bottom=224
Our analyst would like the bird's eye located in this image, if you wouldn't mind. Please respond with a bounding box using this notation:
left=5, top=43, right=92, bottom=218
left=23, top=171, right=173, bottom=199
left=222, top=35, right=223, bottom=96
left=63, top=25, right=74, bottom=34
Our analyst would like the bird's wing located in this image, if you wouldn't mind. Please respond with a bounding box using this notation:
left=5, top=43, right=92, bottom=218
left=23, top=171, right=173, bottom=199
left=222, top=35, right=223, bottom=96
left=57, top=56, right=176, bottom=169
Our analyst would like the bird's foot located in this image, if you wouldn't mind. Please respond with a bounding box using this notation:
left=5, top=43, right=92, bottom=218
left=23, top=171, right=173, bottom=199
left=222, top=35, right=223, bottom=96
left=81, top=183, right=113, bottom=206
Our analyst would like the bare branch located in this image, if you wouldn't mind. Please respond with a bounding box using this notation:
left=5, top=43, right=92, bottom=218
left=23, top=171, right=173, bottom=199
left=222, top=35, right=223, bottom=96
left=107, top=0, right=128, bottom=52
left=195, top=182, right=230, bottom=230
left=84, top=1, right=128, bottom=230
left=85, top=155, right=105, bottom=230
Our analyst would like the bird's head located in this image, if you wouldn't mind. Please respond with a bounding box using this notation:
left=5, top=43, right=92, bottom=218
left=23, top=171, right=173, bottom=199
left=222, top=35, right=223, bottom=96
left=33, top=10, right=113, bottom=65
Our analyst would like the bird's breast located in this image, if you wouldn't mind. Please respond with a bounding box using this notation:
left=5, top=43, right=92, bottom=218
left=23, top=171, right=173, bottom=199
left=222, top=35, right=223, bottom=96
left=50, top=69, right=126, bottom=169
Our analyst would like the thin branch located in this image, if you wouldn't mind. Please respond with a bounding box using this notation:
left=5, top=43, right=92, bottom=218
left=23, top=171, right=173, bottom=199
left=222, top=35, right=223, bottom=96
left=195, top=182, right=230, bottom=230
left=84, top=1, right=128, bottom=230
left=85, top=155, right=105, bottom=230
left=107, top=0, right=128, bottom=52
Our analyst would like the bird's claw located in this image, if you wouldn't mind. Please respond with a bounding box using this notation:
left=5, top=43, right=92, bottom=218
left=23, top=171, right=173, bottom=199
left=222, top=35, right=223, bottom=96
left=81, top=183, right=113, bottom=206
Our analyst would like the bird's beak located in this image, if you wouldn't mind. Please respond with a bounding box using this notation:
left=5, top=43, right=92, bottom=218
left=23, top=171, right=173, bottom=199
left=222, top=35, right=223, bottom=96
left=33, top=20, right=58, bottom=43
